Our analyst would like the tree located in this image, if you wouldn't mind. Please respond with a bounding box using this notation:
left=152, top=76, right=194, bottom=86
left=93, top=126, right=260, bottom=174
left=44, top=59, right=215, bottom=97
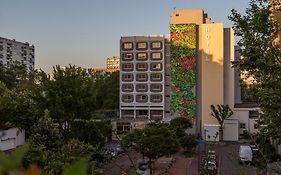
left=169, top=117, right=193, bottom=138
left=23, top=111, right=99, bottom=175
left=122, top=124, right=180, bottom=174
left=37, top=65, right=97, bottom=132
left=210, top=104, right=233, bottom=141
left=229, top=0, right=281, bottom=143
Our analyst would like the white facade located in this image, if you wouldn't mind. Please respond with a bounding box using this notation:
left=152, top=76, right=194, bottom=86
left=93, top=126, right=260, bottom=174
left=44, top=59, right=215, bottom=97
left=0, top=128, right=25, bottom=151
left=0, top=37, right=35, bottom=71
left=120, top=36, right=170, bottom=121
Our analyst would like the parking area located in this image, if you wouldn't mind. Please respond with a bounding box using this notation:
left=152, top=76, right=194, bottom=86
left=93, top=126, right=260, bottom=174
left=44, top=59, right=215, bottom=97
left=215, top=142, right=257, bottom=175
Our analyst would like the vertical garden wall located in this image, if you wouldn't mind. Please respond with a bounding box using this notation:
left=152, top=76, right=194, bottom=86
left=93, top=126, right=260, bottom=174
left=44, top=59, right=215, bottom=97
left=170, top=24, right=197, bottom=121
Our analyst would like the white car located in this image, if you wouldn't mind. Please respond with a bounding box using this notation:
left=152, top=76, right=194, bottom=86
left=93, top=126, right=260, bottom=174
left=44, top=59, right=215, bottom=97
left=239, top=145, right=253, bottom=163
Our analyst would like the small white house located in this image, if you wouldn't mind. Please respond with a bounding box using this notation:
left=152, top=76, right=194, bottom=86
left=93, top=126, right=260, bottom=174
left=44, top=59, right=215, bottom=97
left=0, top=128, right=25, bottom=151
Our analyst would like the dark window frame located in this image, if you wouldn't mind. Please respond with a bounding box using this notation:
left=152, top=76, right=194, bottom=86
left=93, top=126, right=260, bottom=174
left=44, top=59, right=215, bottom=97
left=136, top=73, right=148, bottom=82
left=136, top=63, right=148, bottom=71
left=136, top=42, right=148, bottom=51
left=122, top=53, right=134, bottom=61
left=150, top=94, right=163, bottom=103
left=150, top=63, right=163, bottom=71
left=136, top=84, right=148, bottom=92
left=150, top=52, right=163, bottom=61
left=122, top=63, right=134, bottom=71
left=122, top=73, right=134, bottom=82
left=122, top=84, right=134, bottom=92
left=150, top=41, right=163, bottom=50
left=150, top=73, right=163, bottom=81
left=136, top=52, right=148, bottom=61
left=136, top=94, right=148, bottom=102
left=150, top=84, right=163, bottom=92
left=122, top=94, right=134, bottom=103
left=122, top=42, right=134, bottom=51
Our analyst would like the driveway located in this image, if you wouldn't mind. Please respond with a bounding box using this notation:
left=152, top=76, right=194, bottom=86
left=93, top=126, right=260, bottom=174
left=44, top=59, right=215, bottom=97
left=214, top=142, right=257, bottom=175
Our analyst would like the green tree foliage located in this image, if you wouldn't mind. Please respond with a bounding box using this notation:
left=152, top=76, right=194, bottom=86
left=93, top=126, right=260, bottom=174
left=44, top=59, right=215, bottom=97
left=122, top=123, right=180, bottom=174
left=70, top=119, right=112, bottom=148
left=229, top=0, right=281, bottom=143
left=23, top=111, right=98, bottom=175
left=0, top=145, right=91, bottom=175
left=94, top=71, right=119, bottom=110
left=37, top=65, right=97, bottom=132
left=169, top=117, right=193, bottom=138
left=210, top=104, right=233, bottom=141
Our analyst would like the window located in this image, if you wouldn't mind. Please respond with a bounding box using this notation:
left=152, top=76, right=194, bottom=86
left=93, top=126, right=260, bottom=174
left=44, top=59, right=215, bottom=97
left=122, top=53, right=134, bottom=61
left=0, top=54, right=3, bottom=59
left=254, top=123, right=258, bottom=129
left=151, top=41, right=162, bottom=50
left=136, top=73, right=148, bottom=82
left=136, top=52, right=148, bottom=61
left=122, top=63, right=133, bottom=71
left=150, top=73, right=162, bottom=81
left=136, top=63, right=148, bottom=71
left=151, top=52, right=162, bottom=60
left=122, top=84, right=134, bottom=92
left=0, top=45, right=3, bottom=51
left=136, top=84, right=148, bottom=92
left=240, top=123, right=246, bottom=129
left=136, top=94, right=148, bottom=102
left=136, top=42, right=148, bottom=50
left=150, top=94, right=163, bottom=103
left=122, top=42, right=134, bottom=51
left=150, top=63, right=162, bottom=71
left=150, top=84, right=162, bottom=92
left=151, top=110, right=163, bottom=116
left=136, top=110, right=148, bottom=118
left=117, top=122, right=131, bottom=134
left=249, top=110, right=259, bottom=118
left=122, top=94, right=133, bottom=102
left=122, top=74, right=133, bottom=82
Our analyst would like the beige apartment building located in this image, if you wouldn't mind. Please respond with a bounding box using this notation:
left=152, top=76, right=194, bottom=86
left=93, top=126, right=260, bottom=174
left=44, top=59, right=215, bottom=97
left=106, top=56, right=120, bottom=72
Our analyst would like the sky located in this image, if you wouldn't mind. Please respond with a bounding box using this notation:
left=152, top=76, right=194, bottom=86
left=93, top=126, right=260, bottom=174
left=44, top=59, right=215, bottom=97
left=0, top=0, right=250, bottom=73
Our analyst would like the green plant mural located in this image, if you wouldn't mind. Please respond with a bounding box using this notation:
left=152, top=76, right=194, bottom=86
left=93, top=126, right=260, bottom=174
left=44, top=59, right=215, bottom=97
left=170, top=24, right=197, bottom=120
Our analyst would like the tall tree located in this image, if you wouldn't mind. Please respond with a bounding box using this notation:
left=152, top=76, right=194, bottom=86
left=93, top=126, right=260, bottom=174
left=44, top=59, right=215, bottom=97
left=229, top=0, right=281, bottom=143
left=37, top=65, right=97, bottom=132
left=210, top=104, right=233, bottom=141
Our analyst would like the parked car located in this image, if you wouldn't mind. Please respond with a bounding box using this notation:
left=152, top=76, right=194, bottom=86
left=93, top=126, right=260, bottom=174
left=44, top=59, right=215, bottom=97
left=239, top=145, right=253, bottom=163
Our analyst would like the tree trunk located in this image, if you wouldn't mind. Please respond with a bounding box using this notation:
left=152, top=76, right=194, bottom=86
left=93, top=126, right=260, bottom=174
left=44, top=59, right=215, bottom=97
left=149, top=157, right=152, bottom=175
left=220, top=125, right=223, bottom=141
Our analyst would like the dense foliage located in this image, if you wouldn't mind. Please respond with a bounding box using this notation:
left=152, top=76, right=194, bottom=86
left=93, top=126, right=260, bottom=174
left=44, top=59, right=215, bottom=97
left=229, top=0, right=281, bottom=143
left=0, top=64, right=119, bottom=174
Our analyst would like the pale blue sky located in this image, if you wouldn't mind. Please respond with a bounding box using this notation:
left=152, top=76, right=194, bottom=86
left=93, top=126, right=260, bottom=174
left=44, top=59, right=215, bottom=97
left=0, top=0, right=250, bottom=73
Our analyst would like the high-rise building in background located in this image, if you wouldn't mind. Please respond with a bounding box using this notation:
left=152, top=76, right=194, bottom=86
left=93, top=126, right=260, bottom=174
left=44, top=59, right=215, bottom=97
left=119, top=36, right=170, bottom=121
left=0, top=37, right=35, bottom=71
left=106, top=56, right=120, bottom=72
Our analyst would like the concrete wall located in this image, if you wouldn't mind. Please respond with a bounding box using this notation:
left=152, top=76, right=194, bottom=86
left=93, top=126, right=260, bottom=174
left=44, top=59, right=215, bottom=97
left=223, top=28, right=235, bottom=108
left=170, top=9, right=205, bottom=25
left=199, top=23, right=224, bottom=133
left=0, top=128, right=25, bottom=151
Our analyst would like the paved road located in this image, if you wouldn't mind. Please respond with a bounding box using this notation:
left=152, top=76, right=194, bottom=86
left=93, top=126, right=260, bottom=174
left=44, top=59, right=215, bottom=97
left=215, top=142, right=257, bottom=175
